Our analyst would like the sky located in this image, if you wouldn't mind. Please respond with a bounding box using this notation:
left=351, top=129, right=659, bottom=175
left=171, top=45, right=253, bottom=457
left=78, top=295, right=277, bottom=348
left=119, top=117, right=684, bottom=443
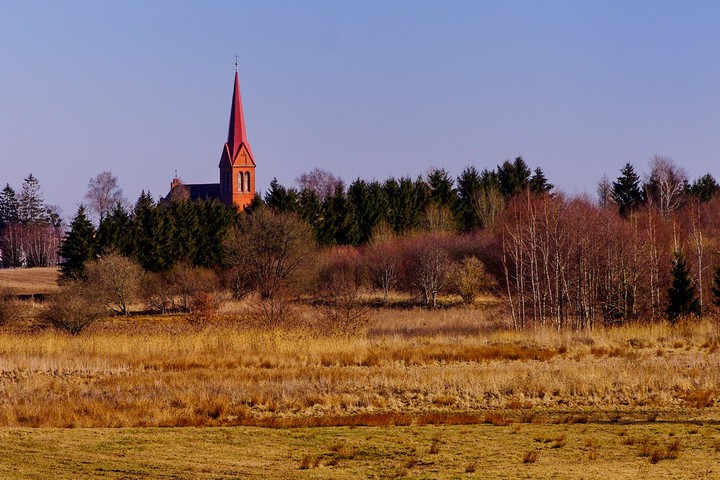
left=2, top=0, right=720, bottom=220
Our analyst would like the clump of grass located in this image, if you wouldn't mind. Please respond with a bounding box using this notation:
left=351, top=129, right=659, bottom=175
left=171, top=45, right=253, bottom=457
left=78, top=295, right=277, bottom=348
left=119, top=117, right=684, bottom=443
left=429, top=437, right=442, bottom=454
left=464, top=461, right=477, bottom=472
left=404, top=457, right=418, bottom=468
left=523, top=450, right=539, bottom=464
left=299, top=455, right=321, bottom=469
left=331, top=440, right=357, bottom=460
left=649, top=439, right=681, bottom=464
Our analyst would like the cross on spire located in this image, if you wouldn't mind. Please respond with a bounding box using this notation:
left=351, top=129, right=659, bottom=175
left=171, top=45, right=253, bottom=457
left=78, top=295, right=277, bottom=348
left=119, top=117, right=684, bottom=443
left=234, top=54, right=239, bottom=72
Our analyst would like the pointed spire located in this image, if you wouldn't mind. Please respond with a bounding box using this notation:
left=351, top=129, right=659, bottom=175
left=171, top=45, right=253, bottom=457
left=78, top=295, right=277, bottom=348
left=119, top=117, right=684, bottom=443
left=226, top=69, right=253, bottom=162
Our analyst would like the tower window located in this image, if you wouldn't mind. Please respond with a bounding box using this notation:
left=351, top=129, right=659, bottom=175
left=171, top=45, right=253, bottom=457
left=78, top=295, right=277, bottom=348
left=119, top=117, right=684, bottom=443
left=245, top=172, right=251, bottom=193
left=238, top=172, right=243, bottom=192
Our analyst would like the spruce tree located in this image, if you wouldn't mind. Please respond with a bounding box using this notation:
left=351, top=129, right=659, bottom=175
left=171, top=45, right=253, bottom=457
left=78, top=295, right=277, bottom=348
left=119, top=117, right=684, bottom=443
left=59, top=206, right=97, bottom=279
left=529, top=167, right=554, bottom=194
left=498, top=156, right=531, bottom=198
left=667, top=249, right=700, bottom=322
left=0, top=184, right=19, bottom=230
left=18, top=174, right=46, bottom=224
left=612, top=163, right=644, bottom=217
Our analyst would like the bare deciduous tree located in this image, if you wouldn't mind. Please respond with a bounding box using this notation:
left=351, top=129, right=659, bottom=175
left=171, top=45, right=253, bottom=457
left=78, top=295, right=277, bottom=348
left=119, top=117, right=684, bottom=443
left=296, top=168, right=342, bottom=202
left=411, top=238, right=452, bottom=308
left=85, top=171, right=126, bottom=223
left=224, top=208, right=315, bottom=327
left=85, top=253, right=143, bottom=315
left=645, top=156, right=687, bottom=218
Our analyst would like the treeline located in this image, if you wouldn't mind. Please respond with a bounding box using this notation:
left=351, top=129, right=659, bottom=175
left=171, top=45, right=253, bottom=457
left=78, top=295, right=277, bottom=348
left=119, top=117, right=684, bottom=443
left=0, top=175, right=62, bottom=267
left=256, top=157, right=552, bottom=245
left=48, top=155, right=720, bottom=330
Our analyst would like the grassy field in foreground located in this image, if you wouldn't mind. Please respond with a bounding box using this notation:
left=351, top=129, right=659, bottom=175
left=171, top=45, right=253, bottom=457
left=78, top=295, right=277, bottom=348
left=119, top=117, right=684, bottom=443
left=2, top=423, right=719, bottom=479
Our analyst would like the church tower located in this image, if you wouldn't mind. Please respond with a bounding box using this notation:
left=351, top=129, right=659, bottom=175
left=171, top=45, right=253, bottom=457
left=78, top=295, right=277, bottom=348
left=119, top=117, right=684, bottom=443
left=219, top=67, right=255, bottom=209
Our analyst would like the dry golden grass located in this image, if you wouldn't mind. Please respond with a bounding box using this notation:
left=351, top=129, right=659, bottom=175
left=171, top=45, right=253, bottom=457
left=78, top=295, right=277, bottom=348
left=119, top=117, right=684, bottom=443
left=0, top=267, right=59, bottom=295
left=0, top=306, right=719, bottom=427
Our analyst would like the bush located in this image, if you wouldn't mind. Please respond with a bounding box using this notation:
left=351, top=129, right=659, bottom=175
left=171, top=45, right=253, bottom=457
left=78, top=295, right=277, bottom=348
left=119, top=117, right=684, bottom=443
left=41, top=282, right=106, bottom=334
left=447, top=256, right=497, bottom=304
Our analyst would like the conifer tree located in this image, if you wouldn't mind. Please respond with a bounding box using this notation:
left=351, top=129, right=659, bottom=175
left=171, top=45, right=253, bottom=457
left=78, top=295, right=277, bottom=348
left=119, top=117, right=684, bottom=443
left=59, top=206, right=97, bottom=279
left=97, top=203, right=132, bottom=256
left=18, top=174, right=46, bottom=224
left=529, top=167, right=553, bottom=194
left=0, top=184, right=19, bottom=230
left=711, top=266, right=720, bottom=308
left=612, top=163, right=644, bottom=217
left=498, top=156, right=531, bottom=198
left=667, top=249, right=700, bottom=322
left=456, top=166, right=482, bottom=231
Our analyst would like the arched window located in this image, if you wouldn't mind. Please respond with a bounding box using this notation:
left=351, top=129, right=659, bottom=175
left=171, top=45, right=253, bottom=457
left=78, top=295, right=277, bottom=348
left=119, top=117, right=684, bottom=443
left=245, top=172, right=251, bottom=193
left=238, top=172, right=243, bottom=192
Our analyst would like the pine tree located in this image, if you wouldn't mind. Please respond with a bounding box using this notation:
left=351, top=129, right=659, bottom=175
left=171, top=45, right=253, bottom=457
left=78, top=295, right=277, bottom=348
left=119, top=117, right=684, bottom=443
left=612, top=163, right=644, bottom=217
left=59, top=206, right=97, bottom=279
left=264, top=178, right=298, bottom=213
left=0, top=184, right=19, bottom=230
left=18, top=174, right=47, bottom=224
left=688, top=173, right=719, bottom=203
left=667, top=249, right=700, bottom=322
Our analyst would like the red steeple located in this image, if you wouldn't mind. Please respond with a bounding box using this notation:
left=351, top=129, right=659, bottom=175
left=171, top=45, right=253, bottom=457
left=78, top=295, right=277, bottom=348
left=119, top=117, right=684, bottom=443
left=226, top=70, right=254, bottom=162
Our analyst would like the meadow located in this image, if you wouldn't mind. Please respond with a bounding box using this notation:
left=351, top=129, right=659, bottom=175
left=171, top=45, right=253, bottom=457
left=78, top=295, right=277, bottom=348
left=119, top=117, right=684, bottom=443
left=2, top=268, right=720, bottom=477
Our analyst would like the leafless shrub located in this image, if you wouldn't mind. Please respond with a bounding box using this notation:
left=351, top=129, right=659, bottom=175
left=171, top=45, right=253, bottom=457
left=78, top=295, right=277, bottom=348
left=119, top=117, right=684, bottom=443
left=409, top=237, right=452, bottom=308
left=315, top=247, right=372, bottom=335
left=41, top=281, right=105, bottom=334
left=84, top=253, right=142, bottom=315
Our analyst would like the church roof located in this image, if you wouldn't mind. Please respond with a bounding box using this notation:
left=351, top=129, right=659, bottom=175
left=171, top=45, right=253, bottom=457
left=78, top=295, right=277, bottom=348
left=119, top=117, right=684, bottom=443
left=226, top=71, right=254, bottom=163
left=165, top=182, right=220, bottom=203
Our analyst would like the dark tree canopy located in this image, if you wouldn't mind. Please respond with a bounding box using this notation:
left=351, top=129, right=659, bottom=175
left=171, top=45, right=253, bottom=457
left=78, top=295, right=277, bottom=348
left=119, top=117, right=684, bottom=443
left=667, top=249, right=700, bottom=322
left=612, top=163, right=644, bottom=217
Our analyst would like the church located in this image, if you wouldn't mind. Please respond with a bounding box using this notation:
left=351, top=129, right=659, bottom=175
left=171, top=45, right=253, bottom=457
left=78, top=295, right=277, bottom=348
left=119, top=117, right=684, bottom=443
left=165, top=67, right=256, bottom=209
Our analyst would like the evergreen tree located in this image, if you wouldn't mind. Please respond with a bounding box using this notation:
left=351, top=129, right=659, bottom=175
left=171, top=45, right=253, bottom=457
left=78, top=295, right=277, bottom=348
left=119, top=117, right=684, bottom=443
left=264, top=178, right=298, bottom=213
left=97, top=203, right=132, bottom=256
left=59, top=206, right=97, bottom=279
left=427, top=168, right=456, bottom=208
left=17, top=174, right=47, bottom=224
left=317, top=182, right=350, bottom=245
left=667, top=249, right=700, bottom=322
left=688, top=173, right=719, bottom=203
left=347, top=179, right=387, bottom=245
left=498, top=156, right=531, bottom=198
left=0, top=184, right=19, bottom=230
left=456, top=166, right=482, bottom=231
left=612, top=163, right=644, bottom=217
left=192, top=199, right=237, bottom=267
left=298, top=188, right=322, bottom=237
left=529, top=167, right=553, bottom=194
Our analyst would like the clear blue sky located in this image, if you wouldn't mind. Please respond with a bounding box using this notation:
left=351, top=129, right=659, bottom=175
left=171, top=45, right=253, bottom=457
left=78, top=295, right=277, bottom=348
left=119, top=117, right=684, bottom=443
left=2, top=1, right=719, bottom=219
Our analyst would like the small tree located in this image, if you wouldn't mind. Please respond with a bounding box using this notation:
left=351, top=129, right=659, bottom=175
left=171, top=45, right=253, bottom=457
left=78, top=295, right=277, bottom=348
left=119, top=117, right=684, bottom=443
left=59, top=206, right=97, bottom=280
left=667, top=250, right=700, bottom=323
left=411, top=240, right=451, bottom=308
left=447, top=256, right=497, bottom=304
left=42, top=281, right=105, bottom=334
left=85, top=171, right=126, bottom=223
left=223, top=208, right=315, bottom=327
left=84, top=253, right=143, bottom=315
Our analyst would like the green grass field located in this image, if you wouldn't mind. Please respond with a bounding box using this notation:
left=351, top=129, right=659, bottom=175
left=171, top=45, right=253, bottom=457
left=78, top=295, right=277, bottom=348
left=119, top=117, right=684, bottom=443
left=2, top=421, right=719, bottom=479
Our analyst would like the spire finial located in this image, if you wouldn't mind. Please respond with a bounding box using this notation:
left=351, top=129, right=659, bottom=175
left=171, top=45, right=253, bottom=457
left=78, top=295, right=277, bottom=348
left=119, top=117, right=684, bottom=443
left=234, top=54, right=239, bottom=73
